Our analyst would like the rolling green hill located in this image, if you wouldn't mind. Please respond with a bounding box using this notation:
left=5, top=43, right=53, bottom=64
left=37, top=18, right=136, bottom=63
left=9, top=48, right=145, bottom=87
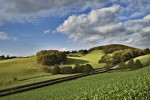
left=66, top=50, right=105, bottom=68
left=0, top=44, right=149, bottom=91
left=0, top=57, right=72, bottom=89
left=0, top=50, right=105, bottom=89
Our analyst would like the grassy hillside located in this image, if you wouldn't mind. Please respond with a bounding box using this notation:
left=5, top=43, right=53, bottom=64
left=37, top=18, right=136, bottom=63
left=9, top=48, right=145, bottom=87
left=134, top=54, right=150, bottom=65
left=66, top=50, right=105, bottom=68
left=0, top=50, right=105, bottom=89
left=0, top=57, right=73, bottom=89
left=2, top=65, right=150, bottom=100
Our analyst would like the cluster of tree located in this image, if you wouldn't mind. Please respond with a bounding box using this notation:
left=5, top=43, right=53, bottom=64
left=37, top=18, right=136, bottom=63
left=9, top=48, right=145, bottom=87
left=36, top=50, right=67, bottom=66
left=99, top=49, right=149, bottom=65
left=89, top=44, right=135, bottom=54
left=45, top=64, right=93, bottom=74
left=118, top=59, right=144, bottom=70
left=0, top=55, right=17, bottom=60
left=65, top=49, right=88, bottom=55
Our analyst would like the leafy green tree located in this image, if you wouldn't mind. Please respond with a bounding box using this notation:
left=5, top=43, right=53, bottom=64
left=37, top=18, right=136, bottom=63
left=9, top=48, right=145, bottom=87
left=60, top=66, right=73, bottom=74
left=36, top=50, right=66, bottom=66
left=83, top=64, right=93, bottom=73
left=127, top=59, right=135, bottom=69
left=135, top=59, right=143, bottom=69
left=51, top=65, right=60, bottom=74
left=118, top=62, right=126, bottom=68
left=74, top=64, right=81, bottom=73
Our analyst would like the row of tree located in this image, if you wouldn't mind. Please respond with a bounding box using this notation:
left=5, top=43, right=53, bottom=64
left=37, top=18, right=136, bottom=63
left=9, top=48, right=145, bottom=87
left=89, top=44, right=135, bottom=54
left=44, top=64, right=93, bottom=74
left=118, top=59, right=143, bottom=69
left=0, top=55, right=17, bottom=60
left=64, top=49, right=88, bottom=55
left=99, top=49, right=150, bottom=65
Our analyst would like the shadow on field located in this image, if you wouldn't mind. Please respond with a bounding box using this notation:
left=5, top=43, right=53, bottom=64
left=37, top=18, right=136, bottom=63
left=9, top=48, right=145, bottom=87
left=67, top=58, right=89, bottom=65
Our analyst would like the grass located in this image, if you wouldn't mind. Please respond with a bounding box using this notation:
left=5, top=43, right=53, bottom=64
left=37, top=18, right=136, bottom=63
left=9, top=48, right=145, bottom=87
left=0, top=57, right=74, bottom=90
left=0, top=50, right=104, bottom=89
left=66, top=50, right=105, bottom=68
left=2, top=65, right=150, bottom=100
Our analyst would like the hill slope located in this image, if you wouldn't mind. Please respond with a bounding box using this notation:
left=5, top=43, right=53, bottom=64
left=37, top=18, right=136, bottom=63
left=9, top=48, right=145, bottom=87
left=67, top=50, right=105, bottom=68
left=0, top=57, right=72, bottom=89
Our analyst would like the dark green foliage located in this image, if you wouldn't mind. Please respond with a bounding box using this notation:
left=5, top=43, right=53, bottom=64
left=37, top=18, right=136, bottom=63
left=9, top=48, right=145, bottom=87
left=144, top=48, right=150, bottom=54
left=89, top=44, right=135, bottom=54
left=60, top=66, right=73, bottom=74
left=0, top=55, right=16, bottom=60
left=99, top=55, right=112, bottom=64
left=0, top=55, right=5, bottom=60
left=118, top=62, right=126, bottom=68
left=83, top=64, right=93, bottom=73
left=127, top=59, right=135, bottom=69
left=78, top=49, right=88, bottom=55
left=51, top=65, right=60, bottom=74
left=73, top=64, right=93, bottom=73
left=36, top=50, right=66, bottom=66
left=99, top=48, right=149, bottom=65
left=74, top=64, right=82, bottom=73
left=43, top=66, right=52, bottom=73
left=135, top=59, right=144, bottom=68
left=13, top=77, right=18, bottom=81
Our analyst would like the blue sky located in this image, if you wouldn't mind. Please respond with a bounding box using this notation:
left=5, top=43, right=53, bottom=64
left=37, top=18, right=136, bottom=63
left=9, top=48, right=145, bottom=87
left=0, top=0, right=150, bottom=56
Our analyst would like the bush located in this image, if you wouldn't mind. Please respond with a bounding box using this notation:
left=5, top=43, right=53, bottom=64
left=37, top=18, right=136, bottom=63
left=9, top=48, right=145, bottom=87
left=13, top=77, right=18, bottom=81
left=74, top=64, right=81, bottom=73
left=51, top=65, right=60, bottom=74
left=127, top=59, right=135, bottom=69
left=36, top=50, right=66, bottom=66
left=43, top=66, right=52, bottom=72
left=135, top=59, right=143, bottom=69
left=83, top=64, right=93, bottom=73
left=73, top=64, right=93, bottom=73
left=118, top=62, right=126, bottom=68
left=60, top=66, right=73, bottom=74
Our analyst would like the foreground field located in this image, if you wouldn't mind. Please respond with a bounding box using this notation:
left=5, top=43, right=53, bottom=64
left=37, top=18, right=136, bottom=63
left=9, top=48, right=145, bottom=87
left=2, top=65, right=150, bottom=100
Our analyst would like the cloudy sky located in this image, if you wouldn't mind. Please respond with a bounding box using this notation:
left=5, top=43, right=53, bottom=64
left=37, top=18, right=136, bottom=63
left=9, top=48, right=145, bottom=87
left=0, top=0, right=150, bottom=56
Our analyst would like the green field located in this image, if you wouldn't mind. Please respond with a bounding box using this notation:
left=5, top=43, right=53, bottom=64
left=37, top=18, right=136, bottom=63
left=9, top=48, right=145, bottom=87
left=1, top=65, right=150, bottom=100
left=0, top=57, right=73, bottom=89
left=66, top=50, right=105, bottom=68
left=0, top=50, right=104, bottom=89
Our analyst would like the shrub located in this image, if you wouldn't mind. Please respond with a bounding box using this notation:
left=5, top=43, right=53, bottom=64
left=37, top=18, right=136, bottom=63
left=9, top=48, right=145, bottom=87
left=51, top=65, right=60, bottom=74
left=60, top=66, right=73, bottom=74
left=127, top=59, right=135, bottom=69
left=118, top=62, right=126, bottom=68
left=135, top=59, right=144, bottom=69
left=13, top=77, right=18, bottom=81
left=83, top=64, right=93, bottom=73
left=74, top=64, right=81, bottom=73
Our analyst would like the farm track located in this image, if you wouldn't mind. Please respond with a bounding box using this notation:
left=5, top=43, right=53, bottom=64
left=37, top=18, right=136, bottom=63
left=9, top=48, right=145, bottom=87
left=0, top=67, right=108, bottom=97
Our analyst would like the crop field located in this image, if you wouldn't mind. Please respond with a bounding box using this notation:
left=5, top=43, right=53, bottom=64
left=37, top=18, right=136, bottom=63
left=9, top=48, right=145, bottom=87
left=1, top=65, right=150, bottom=100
